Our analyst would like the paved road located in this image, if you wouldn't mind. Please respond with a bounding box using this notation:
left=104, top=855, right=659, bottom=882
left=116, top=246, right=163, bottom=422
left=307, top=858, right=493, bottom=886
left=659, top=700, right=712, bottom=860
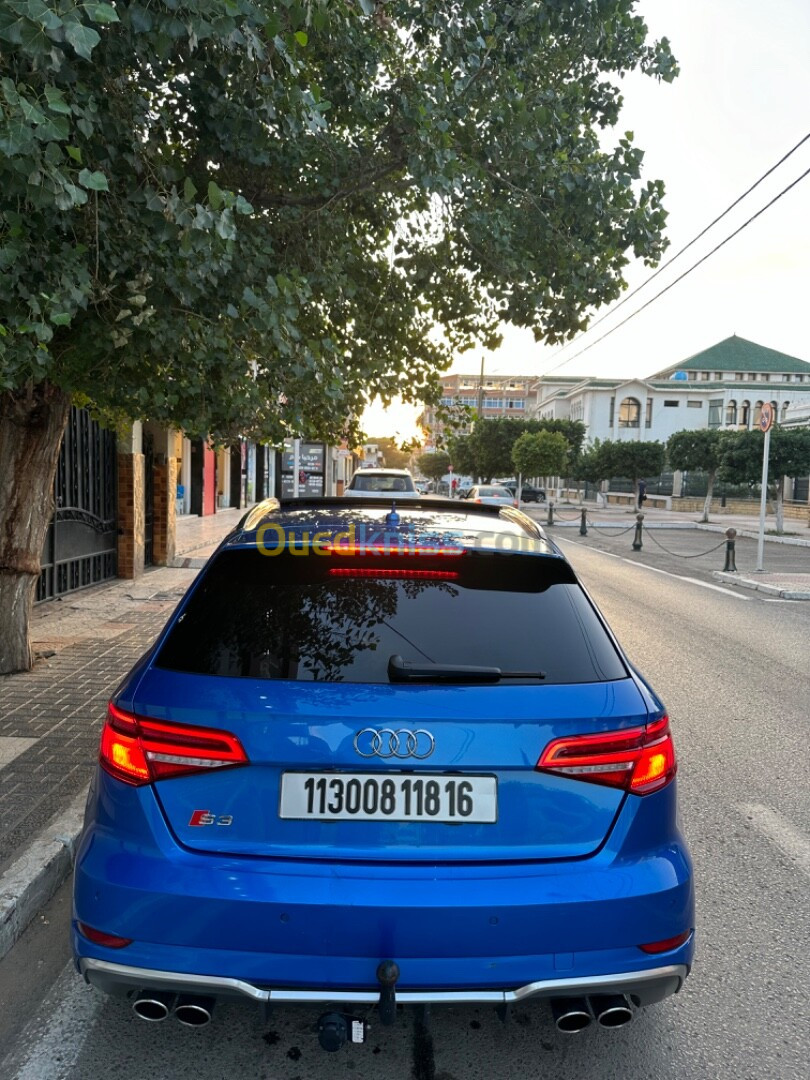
left=1, top=544, right=809, bottom=1079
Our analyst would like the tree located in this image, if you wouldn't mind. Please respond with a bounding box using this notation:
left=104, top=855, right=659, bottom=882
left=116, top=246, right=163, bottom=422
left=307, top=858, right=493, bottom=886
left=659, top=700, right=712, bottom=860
left=720, top=428, right=810, bottom=534
left=598, top=440, right=666, bottom=509
left=446, top=432, right=478, bottom=479
left=448, top=418, right=586, bottom=482
left=512, top=430, right=568, bottom=503
left=417, top=451, right=451, bottom=482
left=573, top=439, right=611, bottom=491
left=0, top=1, right=677, bottom=671
left=667, top=429, right=729, bottom=522
left=368, top=437, right=411, bottom=470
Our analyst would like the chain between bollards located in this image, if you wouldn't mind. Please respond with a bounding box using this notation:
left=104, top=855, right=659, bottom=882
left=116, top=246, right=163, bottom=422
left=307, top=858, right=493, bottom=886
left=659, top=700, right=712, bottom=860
left=631, top=513, right=644, bottom=551
left=723, top=528, right=737, bottom=572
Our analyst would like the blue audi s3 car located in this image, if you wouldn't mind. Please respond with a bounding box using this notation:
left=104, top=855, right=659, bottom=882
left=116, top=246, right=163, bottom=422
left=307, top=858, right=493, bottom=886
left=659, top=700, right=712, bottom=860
left=72, top=498, right=694, bottom=1048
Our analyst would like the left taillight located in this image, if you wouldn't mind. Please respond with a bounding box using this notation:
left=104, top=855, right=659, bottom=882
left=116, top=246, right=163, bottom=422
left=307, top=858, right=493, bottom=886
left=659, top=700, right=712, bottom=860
left=536, top=716, right=677, bottom=795
left=99, top=702, right=248, bottom=786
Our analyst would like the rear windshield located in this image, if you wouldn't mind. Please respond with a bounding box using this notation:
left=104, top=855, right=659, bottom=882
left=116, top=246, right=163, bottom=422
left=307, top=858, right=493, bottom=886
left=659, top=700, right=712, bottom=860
left=349, top=473, right=415, bottom=493
left=156, top=549, right=627, bottom=685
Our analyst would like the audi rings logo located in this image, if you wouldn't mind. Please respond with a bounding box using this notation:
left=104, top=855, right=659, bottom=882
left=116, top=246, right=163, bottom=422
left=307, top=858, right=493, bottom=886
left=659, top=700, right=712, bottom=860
left=353, top=728, right=435, bottom=760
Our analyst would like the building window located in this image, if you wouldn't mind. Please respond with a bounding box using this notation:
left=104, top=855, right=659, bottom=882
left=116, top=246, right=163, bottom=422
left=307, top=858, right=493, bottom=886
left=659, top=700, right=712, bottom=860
left=781, top=401, right=790, bottom=420
left=753, top=401, right=763, bottom=426
left=645, top=398, right=652, bottom=428
left=726, top=401, right=737, bottom=425
left=708, top=402, right=723, bottom=428
left=618, top=397, right=641, bottom=428
left=700, top=372, right=710, bottom=380
left=663, top=400, right=679, bottom=407
left=740, top=401, right=750, bottom=427
left=687, top=400, right=703, bottom=408
left=609, top=397, right=615, bottom=425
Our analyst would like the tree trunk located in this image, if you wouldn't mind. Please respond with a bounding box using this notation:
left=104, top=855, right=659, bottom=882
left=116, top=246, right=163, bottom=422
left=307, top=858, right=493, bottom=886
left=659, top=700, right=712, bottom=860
left=0, top=383, right=71, bottom=674
left=700, top=470, right=716, bottom=524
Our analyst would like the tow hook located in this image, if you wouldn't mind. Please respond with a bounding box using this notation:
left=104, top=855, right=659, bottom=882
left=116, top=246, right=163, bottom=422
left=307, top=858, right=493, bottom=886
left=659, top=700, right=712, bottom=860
left=376, top=960, right=400, bottom=1026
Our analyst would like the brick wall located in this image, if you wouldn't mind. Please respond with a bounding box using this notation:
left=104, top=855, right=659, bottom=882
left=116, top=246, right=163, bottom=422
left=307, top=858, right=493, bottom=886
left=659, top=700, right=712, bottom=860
left=152, top=458, right=176, bottom=565
left=117, top=453, right=145, bottom=579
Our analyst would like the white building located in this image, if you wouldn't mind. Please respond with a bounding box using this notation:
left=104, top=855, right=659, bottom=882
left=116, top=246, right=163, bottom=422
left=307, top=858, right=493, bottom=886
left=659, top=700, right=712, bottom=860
left=530, top=336, right=810, bottom=445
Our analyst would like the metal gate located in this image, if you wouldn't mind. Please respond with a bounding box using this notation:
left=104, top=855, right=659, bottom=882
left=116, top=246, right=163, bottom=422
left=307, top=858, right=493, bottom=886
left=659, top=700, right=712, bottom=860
left=37, top=406, right=118, bottom=601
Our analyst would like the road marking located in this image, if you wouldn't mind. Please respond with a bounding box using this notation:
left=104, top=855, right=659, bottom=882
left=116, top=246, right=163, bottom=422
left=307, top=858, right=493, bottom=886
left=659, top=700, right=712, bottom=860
left=557, top=538, right=750, bottom=599
left=739, top=803, right=810, bottom=881
left=8, top=961, right=100, bottom=1080
left=0, top=737, right=38, bottom=769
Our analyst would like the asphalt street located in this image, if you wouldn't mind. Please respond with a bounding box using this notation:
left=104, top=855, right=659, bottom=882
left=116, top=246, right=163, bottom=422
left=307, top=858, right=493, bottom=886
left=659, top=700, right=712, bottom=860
left=1, top=541, right=809, bottom=1080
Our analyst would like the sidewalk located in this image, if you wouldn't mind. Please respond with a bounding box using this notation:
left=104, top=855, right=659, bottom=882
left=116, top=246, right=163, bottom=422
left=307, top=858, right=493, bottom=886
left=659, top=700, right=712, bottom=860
left=0, top=509, right=244, bottom=958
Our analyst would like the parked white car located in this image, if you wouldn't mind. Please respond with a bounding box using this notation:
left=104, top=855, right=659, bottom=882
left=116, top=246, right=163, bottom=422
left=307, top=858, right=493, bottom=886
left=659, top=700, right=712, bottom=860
left=459, top=484, right=516, bottom=506
left=344, top=468, right=420, bottom=498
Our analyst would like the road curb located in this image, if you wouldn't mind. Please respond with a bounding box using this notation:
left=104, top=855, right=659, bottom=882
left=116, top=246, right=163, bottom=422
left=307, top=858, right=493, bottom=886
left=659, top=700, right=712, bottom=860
left=713, top=572, right=810, bottom=599
left=0, top=788, right=88, bottom=961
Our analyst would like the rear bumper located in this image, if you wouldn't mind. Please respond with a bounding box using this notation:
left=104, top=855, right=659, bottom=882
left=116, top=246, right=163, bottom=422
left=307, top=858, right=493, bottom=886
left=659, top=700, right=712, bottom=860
left=79, top=956, right=688, bottom=1009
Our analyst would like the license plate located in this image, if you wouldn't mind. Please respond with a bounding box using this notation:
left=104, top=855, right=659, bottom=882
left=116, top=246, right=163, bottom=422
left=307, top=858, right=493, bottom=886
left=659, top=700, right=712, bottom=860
left=279, top=773, right=497, bottom=823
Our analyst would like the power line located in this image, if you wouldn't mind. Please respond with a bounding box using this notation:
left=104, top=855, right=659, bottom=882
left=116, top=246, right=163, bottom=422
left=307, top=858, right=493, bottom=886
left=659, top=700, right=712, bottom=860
left=555, top=162, right=810, bottom=366
left=543, top=130, right=810, bottom=370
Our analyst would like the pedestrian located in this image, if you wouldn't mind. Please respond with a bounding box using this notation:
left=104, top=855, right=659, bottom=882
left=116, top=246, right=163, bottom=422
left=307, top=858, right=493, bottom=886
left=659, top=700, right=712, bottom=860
left=451, top=477, right=458, bottom=498
left=638, top=478, right=647, bottom=506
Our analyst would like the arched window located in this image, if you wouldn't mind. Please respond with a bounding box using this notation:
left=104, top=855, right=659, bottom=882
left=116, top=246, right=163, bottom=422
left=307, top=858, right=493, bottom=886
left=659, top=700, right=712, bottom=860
left=618, top=397, right=641, bottom=428
left=726, top=400, right=737, bottom=426
left=781, top=401, right=790, bottom=421
left=739, top=400, right=750, bottom=427
left=753, top=401, right=763, bottom=426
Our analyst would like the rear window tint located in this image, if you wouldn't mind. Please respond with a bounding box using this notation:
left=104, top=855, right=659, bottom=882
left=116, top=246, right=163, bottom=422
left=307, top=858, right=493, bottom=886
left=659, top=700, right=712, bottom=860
left=155, top=549, right=627, bottom=685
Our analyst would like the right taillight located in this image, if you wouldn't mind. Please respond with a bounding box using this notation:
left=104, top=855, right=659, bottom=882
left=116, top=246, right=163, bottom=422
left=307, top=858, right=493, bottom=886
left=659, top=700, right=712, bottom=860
left=536, top=716, right=677, bottom=795
left=100, top=703, right=248, bottom=786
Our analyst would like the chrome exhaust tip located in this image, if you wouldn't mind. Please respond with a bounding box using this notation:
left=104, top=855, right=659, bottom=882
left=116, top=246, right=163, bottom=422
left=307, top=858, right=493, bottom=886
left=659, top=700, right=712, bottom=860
left=132, top=990, right=176, bottom=1022
left=174, top=995, right=215, bottom=1027
left=551, top=997, right=593, bottom=1033
left=590, top=994, right=634, bottom=1028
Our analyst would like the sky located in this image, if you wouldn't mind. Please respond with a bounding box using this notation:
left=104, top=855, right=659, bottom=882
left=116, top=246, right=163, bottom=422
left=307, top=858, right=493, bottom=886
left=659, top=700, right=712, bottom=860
left=362, top=0, right=810, bottom=441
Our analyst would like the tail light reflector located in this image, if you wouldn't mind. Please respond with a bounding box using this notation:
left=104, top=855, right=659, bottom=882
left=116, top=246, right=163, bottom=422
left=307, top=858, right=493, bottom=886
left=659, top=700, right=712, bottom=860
left=100, top=703, right=248, bottom=786
left=639, top=930, right=692, bottom=954
left=77, top=922, right=133, bottom=948
left=536, top=717, right=676, bottom=795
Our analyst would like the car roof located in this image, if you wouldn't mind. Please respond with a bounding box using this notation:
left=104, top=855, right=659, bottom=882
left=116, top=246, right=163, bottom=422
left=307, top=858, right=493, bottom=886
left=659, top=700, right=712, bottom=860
left=231, top=497, right=559, bottom=557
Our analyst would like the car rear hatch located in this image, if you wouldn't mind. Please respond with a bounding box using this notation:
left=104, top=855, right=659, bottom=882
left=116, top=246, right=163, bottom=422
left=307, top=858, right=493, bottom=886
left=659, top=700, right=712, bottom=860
left=132, top=543, right=649, bottom=864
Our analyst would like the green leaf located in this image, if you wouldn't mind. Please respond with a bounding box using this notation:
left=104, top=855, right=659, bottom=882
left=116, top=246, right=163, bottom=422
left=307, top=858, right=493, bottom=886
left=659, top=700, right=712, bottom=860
left=44, top=85, right=72, bottom=114
left=294, top=30, right=307, bottom=46
left=65, top=145, right=82, bottom=162
left=207, top=180, right=223, bottom=210
left=51, top=312, right=71, bottom=326
left=78, top=168, right=108, bottom=191
left=63, top=21, right=101, bottom=60
left=183, top=176, right=197, bottom=202
left=82, top=2, right=119, bottom=24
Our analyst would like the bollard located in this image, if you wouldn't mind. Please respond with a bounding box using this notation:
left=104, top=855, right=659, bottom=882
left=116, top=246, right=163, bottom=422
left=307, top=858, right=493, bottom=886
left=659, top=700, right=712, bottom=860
left=723, top=528, right=737, bottom=572
left=546, top=501, right=555, bottom=526
left=632, top=513, right=644, bottom=551
left=580, top=507, right=588, bottom=536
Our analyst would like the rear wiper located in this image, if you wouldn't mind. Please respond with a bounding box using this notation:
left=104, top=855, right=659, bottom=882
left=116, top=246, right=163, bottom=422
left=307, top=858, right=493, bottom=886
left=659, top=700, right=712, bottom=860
left=387, top=654, right=546, bottom=683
